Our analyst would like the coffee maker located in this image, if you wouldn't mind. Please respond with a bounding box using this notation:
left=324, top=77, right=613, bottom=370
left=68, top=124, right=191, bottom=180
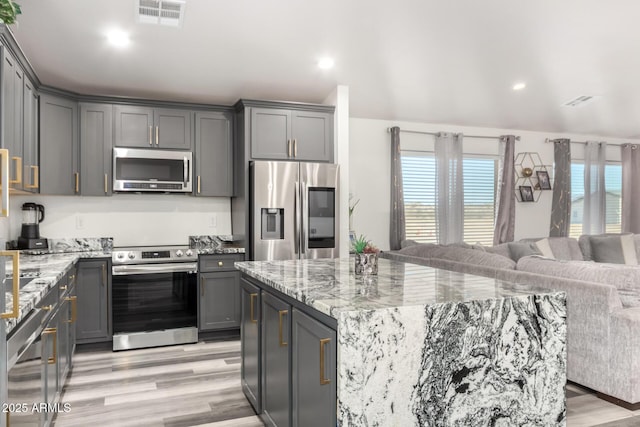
left=17, top=203, right=48, bottom=250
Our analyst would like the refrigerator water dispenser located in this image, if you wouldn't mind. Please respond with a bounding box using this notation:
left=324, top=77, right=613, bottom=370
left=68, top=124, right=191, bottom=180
left=261, top=208, right=284, bottom=240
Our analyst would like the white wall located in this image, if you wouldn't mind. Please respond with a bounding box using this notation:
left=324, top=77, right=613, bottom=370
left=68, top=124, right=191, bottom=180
left=350, top=117, right=636, bottom=251
left=7, top=194, right=232, bottom=247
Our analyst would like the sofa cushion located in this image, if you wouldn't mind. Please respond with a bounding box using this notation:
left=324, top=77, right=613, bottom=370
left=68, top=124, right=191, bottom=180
left=534, top=238, right=555, bottom=259
left=508, top=242, right=541, bottom=261
left=517, top=256, right=640, bottom=308
left=485, top=242, right=511, bottom=259
left=520, top=237, right=583, bottom=261
left=589, top=234, right=638, bottom=265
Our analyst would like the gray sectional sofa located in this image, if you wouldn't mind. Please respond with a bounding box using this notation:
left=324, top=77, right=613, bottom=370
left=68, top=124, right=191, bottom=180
left=381, top=234, right=640, bottom=408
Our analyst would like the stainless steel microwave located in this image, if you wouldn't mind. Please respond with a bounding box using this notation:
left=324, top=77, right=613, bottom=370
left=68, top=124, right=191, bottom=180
left=113, top=147, right=193, bottom=193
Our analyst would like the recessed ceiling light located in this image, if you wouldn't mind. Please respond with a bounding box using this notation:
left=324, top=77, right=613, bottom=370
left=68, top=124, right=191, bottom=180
left=318, top=57, right=335, bottom=70
left=106, top=29, right=130, bottom=48
left=512, top=82, right=526, bottom=91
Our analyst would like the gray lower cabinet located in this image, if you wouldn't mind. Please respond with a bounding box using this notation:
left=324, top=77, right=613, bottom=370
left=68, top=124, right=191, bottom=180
left=249, top=106, right=333, bottom=162
left=261, top=292, right=291, bottom=427
left=80, top=103, right=113, bottom=196
left=114, top=104, right=192, bottom=150
left=40, top=93, right=79, bottom=195
left=198, top=271, right=240, bottom=330
left=291, top=309, right=337, bottom=427
left=76, top=259, right=111, bottom=343
left=194, top=111, right=233, bottom=196
left=241, top=278, right=261, bottom=414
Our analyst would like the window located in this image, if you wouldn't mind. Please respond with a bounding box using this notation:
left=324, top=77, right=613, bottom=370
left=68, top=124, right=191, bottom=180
left=569, top=162, right=622, bottom=237
left=401, top=152, right=497, bottom=245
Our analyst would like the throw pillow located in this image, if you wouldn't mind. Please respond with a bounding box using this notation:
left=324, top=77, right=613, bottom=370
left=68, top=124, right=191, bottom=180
left=534, top=238, right=555, bottom=259
left=507, top=242, right=541, bottom=261
left=590, top=234, right=638, bottom=265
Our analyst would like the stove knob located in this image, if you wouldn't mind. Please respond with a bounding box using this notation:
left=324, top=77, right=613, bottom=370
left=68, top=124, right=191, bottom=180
left=116, top=253, right=125, bottom=260
left=176, top=250, right=184, bottom=257
left=128, top=252, right=136, bottom=259
left=185, top=249, right=193, bottom=257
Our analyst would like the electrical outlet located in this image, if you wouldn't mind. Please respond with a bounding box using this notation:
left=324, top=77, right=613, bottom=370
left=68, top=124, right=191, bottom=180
left=76, top=214, right=85, bottom=230
left=209, top=214, right=217, bottom=228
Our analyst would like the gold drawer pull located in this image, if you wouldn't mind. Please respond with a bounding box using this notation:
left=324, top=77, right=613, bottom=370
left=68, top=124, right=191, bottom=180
left=104, top=173, right=108, bottom=193
left=249, top=293, right=258, bottom=323
left=25, top=165, right=39, bottom=189
left=0, top=251, right=19, bottom=319
left=66, top=296, right=77, bottom=324
left=218, top=261, right=224, bottom=267
left=9, top=156, right=22, bottom=185
left=74, top=172, right=79, bottom=193
left=278, top=309, right=288, bottom=346
left=60, top=285, right=67, bottom=290
left=41, top=305, right=53, bottom=311
left=43, top=328, right=57, bottom=364
left=320, top=338, right=331, bottom=385
left=197, top=175, right=201, bottom=194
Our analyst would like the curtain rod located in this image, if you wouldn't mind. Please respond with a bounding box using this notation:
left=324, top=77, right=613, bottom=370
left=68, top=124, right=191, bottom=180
left=544, top=138, right=628, bottom=147
left=386, top=127, right=520, bottom=141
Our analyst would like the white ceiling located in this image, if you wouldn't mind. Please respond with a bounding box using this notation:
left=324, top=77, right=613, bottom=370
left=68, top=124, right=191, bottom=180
left=9, top=0, right=640, bottom=138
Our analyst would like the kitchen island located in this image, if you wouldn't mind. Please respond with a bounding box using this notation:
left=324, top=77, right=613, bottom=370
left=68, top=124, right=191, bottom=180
left=235, top=257, right=567, bottom=427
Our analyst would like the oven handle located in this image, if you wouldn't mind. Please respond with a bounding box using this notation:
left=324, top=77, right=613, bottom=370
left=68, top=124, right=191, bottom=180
left=112, top=262, right=198, bottom=276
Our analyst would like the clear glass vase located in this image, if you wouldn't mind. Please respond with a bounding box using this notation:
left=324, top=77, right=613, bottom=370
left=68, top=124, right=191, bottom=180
left=354, top=253, right=379, bottom=276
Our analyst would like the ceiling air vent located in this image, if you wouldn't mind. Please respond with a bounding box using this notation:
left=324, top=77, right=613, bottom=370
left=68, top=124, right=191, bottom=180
left=564, top=95, right=595, bottom=107
left=137, top=0, right=186, bottom=27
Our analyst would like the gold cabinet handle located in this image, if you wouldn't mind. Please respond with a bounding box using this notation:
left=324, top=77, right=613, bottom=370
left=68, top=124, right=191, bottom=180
left=278, top=309, right=288, bottom=346
left=319, top=338, right=331, bottom=385
left=197, top=175, right=201, bottom=194
left=69, top=273, right=76, bottom=285
left=0, top=149, right=8, bottom=216
left=200, top=276, right=204, bottom=296
left=60, top=285, right=67, bottom=290
left=43, top=327, right=57, bottom=364
left=155, top=126, right=159, bottom=146
left=25, top=165, right=39, bottom=189
left=0, top=251, right=19, bottom=319
left=104, top=173, right=108, bottom=194
left=66, top=296, right=77, bottom=324
left=149, top=125, right=153, bottom=146
left=249, top=293, right=258, bottom=323
left=41, top=305, right=53, bottom=311
left=293, top=139, right=297, bottom=158
left=9, top=156, right=22, bottom=185
left=218, top=261, right=223, bottom=267
left=74, top=172, right=79, bottom=193
left=287, top=139, right=292, bottom=157
left=101, top=263, right=107, bottom=285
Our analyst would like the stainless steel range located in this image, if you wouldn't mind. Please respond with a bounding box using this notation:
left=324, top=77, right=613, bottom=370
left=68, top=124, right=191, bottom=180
left=111, top=245, right=198, bottom=351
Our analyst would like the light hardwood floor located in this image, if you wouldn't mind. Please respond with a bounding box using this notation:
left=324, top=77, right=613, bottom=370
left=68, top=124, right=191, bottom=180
left=52, top=339, right=640, bottom=427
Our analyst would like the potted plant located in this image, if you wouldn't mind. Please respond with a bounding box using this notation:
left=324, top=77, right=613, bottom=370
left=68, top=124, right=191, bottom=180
left=0, top=1, right=21, bottom=25
left=352, top=235, right=379, bottom=276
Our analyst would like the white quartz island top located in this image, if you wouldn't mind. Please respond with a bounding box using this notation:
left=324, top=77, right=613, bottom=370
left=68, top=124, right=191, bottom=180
left=236, top=257, right=567, bottom=426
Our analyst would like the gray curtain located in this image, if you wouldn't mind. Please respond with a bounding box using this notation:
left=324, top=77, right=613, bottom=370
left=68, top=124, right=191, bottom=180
left=389, top=127, right=406, bottom=250
left=583, top=141, right=606, bottom=235
left=493, top=135, right=516, bottom=244
left=621, top=144, right=640, bottom=233
left=549, top=139, right=572, bottom=237
left=435, top=132, right=463, bottom=244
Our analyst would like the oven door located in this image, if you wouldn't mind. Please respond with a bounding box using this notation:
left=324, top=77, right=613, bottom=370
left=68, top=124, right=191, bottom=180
left=111, top=262, right=198, bottom=350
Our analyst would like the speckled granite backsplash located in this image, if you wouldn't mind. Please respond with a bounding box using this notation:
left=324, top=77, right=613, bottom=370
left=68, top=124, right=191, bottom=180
left=23, top=237, right=113, bottom=254
left=189, top=235, right=245, bottom=254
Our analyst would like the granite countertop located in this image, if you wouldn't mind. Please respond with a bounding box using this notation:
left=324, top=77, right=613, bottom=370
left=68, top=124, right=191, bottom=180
left=189, top=235, right=245, bottom=254
left=235, top=258, right=562, bottom=319
left=3, top=238, right=113, bottom=334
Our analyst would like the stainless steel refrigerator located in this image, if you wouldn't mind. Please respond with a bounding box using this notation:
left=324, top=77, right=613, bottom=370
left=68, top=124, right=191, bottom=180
left=250, top=161, right=340, bottom=261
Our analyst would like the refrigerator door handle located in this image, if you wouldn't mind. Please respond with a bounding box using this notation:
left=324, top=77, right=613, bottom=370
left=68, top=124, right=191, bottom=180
left=301, top=181, right=307, bottom=255
left=294, top=180, right=300, bottom=255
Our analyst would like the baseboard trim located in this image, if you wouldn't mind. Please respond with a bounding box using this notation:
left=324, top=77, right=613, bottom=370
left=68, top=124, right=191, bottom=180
left=596, top=392, right=640, bottom=411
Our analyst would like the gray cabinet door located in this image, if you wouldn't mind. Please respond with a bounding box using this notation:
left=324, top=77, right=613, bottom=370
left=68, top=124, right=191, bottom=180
left=2, top=48, right=25, bottom=190
left=291, top=111, right=333, bottom=162
left=241, top=278, right=261, bottom=413
left=57, top=295, right=70, bottom=391
left=80, top=103, right=113, bottom=196
left=250, top=108, right=291, bottom=160
left=261, top=292, right=291, bottom=427
left=292, top=309, right=337, bottom=427
left=76, top=259, right=111, bottom=343
left=155, top=108, right=192, bottom=149
left=40, top=94, right=79, bottom=195
left=195, top=111, right=233, bottom=196
left=22, top=78, right=38, bottom=193
left=113, top=105, right=154, bottom=148
left=199, top=271, right=240, bottom=331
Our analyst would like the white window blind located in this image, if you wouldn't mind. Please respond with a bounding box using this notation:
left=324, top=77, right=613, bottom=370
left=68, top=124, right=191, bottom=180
left=401, top=152, right=497, bottom=245
left=569, top=162, right=622, bottom=237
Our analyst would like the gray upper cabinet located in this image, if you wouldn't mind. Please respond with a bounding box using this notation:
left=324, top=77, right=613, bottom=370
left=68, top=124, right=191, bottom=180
left=40, top=93, right=79, bottom=195
left=76, top=259, right=111, bottom=343
left=195, top=111, right=233, bottom=196
left=22, top=78, right=39, bottom=193
left=292, top=309, right=337, bottom=427
left=249, top=106, right=333, bottom=162
left=1, top=46, right=25, bottom=190
left=80, top=103, right=113, bottom=196
left=261, top=292, right=291, bottom=427
left=114, top=105, right=192, bottom=150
